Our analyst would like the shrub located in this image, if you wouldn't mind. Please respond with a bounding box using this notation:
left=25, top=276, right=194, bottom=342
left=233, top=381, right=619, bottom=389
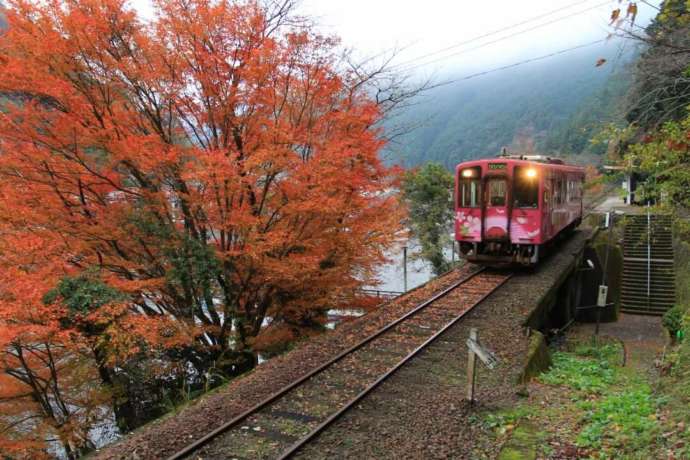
left=662, top=305, right=685, bottom=338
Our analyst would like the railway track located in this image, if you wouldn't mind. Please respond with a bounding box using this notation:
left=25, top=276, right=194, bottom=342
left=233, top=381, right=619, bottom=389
left=168, top=268, right=512, bottom=460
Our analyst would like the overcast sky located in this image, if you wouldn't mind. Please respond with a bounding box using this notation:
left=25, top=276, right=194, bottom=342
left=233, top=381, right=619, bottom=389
left=298, top=0, right=660, bottom=74
left=130, top=0, right=661, bottom=77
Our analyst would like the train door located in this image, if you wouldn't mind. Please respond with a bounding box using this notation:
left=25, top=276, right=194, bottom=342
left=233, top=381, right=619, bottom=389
left=456, top=167, right=482, bottom=242
left=483, top=177, right=509, bottom=240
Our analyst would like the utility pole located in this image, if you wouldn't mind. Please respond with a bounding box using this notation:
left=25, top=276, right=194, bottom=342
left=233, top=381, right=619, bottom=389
left=403, top=245, right=408, bottom=292
left=597, top=211, right=615, bottom=338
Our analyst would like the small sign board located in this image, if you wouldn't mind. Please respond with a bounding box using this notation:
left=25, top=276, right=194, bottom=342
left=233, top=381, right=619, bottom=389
left=597, top=285, right=609, bottom=308
left=488, top=163, right=506, bottom=170
left=466, top=338, right=498, bottom=370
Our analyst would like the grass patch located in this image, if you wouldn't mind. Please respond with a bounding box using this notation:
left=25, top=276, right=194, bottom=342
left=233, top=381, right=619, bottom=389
left=576, top=383, right=659, bottom=453
left=491, top=339, right=679, bottom=459
left=537, top=341, right=667, bottom=458
left=481, top=406, right=532, bottom=435
left=539, top=344, right=618, bottom=394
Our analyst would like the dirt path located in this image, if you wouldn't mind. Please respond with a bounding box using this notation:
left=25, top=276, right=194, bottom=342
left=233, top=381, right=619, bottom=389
left=572, top=313, right=667, bottom=376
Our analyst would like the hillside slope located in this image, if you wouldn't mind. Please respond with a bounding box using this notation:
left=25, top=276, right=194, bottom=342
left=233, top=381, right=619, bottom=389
left=385, top=42, right=637, bottom=168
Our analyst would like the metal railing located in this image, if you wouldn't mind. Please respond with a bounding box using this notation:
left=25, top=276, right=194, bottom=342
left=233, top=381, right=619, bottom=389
left=356, top=288, right=404, bottom=300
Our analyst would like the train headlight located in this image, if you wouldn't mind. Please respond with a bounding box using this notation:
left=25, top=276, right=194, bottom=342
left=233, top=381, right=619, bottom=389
left=461, top=169, right=474, bottom=178
left=525, top=168, right=537, bottom=179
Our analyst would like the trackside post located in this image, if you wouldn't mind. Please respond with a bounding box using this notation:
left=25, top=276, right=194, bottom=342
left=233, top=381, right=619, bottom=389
left=467, top=328, right=478, bottom=402
left=466, top=328, right=499, bottom=403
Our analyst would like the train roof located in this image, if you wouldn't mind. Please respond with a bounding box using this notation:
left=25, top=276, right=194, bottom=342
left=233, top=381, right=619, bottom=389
left=455, top=154, right=584, bottom=174
left=497, top=154, right=565, bottom=164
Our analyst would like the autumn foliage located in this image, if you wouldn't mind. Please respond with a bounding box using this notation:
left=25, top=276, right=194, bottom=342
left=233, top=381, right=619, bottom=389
left=0, top=0, right=402, bottom=455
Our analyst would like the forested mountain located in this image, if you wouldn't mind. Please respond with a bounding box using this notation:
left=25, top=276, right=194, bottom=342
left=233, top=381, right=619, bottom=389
left=385, top=42, right=638, bottom=168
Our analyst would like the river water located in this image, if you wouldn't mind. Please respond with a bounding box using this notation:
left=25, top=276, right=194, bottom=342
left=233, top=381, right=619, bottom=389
left=366, top=240, right=435, bottom=292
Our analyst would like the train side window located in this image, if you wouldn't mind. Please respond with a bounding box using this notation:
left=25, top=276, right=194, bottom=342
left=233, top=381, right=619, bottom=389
left=554, top=178, right=565, bottom=205
left=553, top=180, right=560, bottom=204
left=487, top=178, right=506, bottom=207
left=562, top=179, right=567, bottom=204
left=458, top=167, right=481, bottom=207
left=514, top=166, right=539, bottom=208
left=569, top=179, right=582, bottom=202
left=567, top=180, right=575, bottom=202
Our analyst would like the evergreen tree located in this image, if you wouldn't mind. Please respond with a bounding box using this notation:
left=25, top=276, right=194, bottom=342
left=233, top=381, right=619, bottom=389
left=402, top=163, right=455, bottom=275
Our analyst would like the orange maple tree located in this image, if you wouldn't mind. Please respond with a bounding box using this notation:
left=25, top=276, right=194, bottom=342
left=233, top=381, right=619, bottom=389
left=0, top=236, right=113, bottom=458
left=0, top=0, right=403, bottom=455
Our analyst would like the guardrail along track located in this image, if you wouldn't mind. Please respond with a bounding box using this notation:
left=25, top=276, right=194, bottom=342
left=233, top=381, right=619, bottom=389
left=169, top=268, right=511, bottom=460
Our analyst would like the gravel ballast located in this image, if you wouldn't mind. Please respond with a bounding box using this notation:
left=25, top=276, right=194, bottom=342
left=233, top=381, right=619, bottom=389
left=95, top=229, right=592, bottom=459
left=293, top=230, right=592, bottom=459
left=94, top=266, right=477, bottom=459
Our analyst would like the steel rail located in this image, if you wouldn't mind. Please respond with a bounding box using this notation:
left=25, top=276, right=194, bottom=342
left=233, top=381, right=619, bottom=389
left=278, top=272, right=513, bottom=459
left=167, top=267, right=488, bottom=460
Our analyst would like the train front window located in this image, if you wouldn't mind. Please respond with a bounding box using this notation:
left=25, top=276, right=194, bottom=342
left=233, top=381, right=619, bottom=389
left=458, top=167, right=480, bottom=207
left=514, top=166, right=539, bottom=208
left=487, top=178, right=506, bottom=207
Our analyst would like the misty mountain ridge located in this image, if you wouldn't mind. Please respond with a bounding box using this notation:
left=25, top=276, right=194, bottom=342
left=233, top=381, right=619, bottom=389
left=384, top=41, right=639, bottom=168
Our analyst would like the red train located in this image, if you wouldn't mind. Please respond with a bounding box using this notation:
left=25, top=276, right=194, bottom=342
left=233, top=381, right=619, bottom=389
left=455, top=154, right=585, bottom=266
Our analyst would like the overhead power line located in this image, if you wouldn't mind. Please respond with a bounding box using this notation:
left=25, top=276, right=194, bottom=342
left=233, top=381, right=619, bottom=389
left=638, top=0, right=661, bottom=12
left=436, top=38, right=607, bottom=87
left=357, top=0, right=605, bottom=68
left=397, top=0, right=613, bottom=73
left=393, top=0, right=609, bottom=70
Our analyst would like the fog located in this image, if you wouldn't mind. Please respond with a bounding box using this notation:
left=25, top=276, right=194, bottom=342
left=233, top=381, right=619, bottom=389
left=298, top=0, right=660, bottom=77
left=126, top=0, right=661, bottom=80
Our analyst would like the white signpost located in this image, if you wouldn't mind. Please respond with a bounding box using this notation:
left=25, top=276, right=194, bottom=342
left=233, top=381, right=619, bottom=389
left=597, top=285, right=609, bottom=308
left=466, top=328, right=498, bottom=402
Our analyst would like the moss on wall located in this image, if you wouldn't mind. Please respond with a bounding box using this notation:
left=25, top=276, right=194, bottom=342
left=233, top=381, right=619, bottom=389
left=520, top=330, right=552, bottom=384
left=498, top=421, right=539, bottom=460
